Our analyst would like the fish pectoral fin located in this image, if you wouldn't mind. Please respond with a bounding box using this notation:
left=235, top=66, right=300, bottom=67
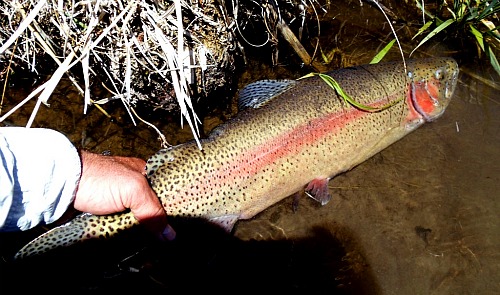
left=208, top=215, right=239, bottom=233
left=305, top=177, right=332, bottom=206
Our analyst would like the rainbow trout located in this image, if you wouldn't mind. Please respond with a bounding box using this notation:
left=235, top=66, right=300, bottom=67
left=14, top=57, right=458, bottom=259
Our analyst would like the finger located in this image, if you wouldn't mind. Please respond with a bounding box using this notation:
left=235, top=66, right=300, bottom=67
left=129, top=188, right=176, bottom=241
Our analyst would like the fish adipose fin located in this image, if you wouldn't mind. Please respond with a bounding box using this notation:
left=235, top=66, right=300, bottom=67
left=237, top=79, right=297, bottom=110
left=305, top=178, right=332, bottom=206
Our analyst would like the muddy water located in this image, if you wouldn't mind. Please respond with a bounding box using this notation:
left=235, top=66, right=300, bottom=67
left=1, top=1, right=499, bottom=294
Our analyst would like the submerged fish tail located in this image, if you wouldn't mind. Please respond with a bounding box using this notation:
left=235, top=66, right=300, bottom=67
left=14, top=212, right=137, bottom=259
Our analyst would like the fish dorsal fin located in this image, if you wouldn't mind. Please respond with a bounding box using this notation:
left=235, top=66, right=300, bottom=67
left=237, top=79, right=297, bottom=110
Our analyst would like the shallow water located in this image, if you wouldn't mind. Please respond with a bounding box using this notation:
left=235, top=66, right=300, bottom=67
left=233, top=63, right=500, bottom=294
left=1, top=1, right=499, bottom=294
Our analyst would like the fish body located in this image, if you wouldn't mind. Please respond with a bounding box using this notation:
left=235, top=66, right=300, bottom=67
left=14, top=58, right=459, bottom=259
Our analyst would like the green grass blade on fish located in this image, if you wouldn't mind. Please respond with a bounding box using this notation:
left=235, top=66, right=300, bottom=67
left=370, top=39, right=396, bottom=64
left=411, top=18, right=455, bottom=56
left=300, top=73, right=402, bottom=112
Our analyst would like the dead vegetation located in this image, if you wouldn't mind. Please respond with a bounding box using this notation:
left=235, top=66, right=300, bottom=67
left=0, top=0, right=408, bottom=146
left=0, top=0, right=240, bottom=147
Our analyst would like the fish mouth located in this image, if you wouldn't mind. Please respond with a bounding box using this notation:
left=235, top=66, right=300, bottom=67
left=408, top=59, right=459, bottom=122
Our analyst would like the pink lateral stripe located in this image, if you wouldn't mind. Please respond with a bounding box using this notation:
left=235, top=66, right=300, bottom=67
left=230, top=93, right=406, bottom=179
left=185, top=91, right=407, bottom=197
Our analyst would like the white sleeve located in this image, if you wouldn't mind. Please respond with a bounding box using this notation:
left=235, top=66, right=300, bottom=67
left=0, top=127, right=81, bottom=232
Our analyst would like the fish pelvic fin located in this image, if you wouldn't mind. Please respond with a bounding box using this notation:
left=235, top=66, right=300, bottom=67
left=208, top=215, right=239, bottom=232
left=305, top=177, right=332, bottom=206
left=237, top=79, right=297, bottom=110
left=14, top=212, right=138, bottom=260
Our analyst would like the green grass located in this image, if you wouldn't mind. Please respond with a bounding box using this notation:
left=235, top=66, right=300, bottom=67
left=412, top=0, right=500, bottom=75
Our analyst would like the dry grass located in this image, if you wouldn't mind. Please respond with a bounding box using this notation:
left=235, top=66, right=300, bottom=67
left=0, top=0, right=236, bottom=148
left=0, top=0, right=409, bottom=148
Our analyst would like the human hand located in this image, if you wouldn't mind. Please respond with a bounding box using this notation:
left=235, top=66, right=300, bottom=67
left=73, top=150, right=175, bottom=241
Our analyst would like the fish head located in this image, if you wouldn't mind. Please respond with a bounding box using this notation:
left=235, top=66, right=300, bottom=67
left=407, top=57, right=459, bottom=123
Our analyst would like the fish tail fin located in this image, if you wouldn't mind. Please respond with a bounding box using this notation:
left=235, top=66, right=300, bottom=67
left=14, top=212, right=137, bottom=260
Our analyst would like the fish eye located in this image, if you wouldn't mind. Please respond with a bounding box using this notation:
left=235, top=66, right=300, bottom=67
left=407, top=71, right=413, bottom=79
left=435, top=69, right=444, bottom=80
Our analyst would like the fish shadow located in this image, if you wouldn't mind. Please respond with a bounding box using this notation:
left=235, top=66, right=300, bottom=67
left=0, top=217, right=381, bottom=294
